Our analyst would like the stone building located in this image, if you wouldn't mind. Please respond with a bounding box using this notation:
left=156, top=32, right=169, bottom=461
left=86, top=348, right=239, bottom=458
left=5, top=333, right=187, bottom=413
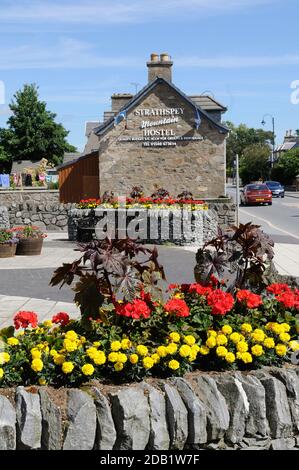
left=58, top=53, right=229, bottom=202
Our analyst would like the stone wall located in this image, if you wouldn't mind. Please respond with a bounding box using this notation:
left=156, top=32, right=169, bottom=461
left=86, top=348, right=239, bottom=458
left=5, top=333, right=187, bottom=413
left=0, top=190, right=75, bottom=231
left=1, top=366, right=298, bottom=450
left=68, top=200, right=236, bottom=244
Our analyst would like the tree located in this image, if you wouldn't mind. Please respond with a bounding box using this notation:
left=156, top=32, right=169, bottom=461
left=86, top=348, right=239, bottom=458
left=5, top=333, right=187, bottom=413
left=239, top=144, right=271, bottom=185
left=224, top=121, right=273, bottom=171
left=271, top=148, right=299, bottom=185
left=1, top=84, right=76, bottom=167
left=0, top=129, right=13, bottom=173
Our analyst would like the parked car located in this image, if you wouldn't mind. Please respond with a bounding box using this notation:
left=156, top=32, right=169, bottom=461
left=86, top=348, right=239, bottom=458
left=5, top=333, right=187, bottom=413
left=240, top=184, right=272, bottom=206
left=265, top=181, right=285, bottom=198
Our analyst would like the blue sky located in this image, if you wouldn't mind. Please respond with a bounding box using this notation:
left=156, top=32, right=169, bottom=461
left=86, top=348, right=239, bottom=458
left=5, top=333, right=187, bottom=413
left=0, top=0, right=298, bottom=151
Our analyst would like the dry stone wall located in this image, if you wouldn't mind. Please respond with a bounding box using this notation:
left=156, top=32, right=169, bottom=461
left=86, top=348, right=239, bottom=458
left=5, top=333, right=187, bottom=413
left=0, top=191, right=75, bottom=231
left=0, top=366, right=298, bottom=450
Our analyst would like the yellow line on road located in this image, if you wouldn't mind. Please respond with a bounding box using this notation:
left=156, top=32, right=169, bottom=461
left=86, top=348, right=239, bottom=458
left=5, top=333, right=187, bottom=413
left=240, top=208, right=299, bottom=241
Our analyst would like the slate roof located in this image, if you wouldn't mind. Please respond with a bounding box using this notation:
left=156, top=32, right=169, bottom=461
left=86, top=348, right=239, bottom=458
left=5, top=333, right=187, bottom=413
left=85, top=122, right=100, bottom=138
left=94, top=76, right=229, bottom=137
left=188, top=95, right=227, bottom=112
left=63, top=152, right=82, bottom=164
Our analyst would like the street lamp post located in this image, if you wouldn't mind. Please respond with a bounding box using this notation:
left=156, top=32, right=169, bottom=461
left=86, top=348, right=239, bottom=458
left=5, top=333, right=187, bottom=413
left=261, top=114, right=275, bottom=169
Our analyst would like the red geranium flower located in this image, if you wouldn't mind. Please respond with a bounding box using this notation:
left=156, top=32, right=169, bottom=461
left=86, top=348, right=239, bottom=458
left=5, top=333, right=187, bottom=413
left=266, top=283, right=291, bottom=295
left=168, top=284, right=179, bottom=291
left=276, top=292, right=296, bottom=309
left=115, top=299, right=151, bottom=320
left=189, top=283, right=212, bottom=296
left=14, top=311, right=38, bottom=329
left=164, top=298, right=190, bottom=317
left=236, top=290, right=263, bottom=309
left=207, top=289, right=234, bottom=315
left=52, top=312, right=70, bottom=326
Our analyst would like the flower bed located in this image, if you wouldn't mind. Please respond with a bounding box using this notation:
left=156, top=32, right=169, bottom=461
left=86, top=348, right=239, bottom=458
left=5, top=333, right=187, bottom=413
left=77, top=197, right=208, bottom=211
left=0, top=282, right=298, bottom=388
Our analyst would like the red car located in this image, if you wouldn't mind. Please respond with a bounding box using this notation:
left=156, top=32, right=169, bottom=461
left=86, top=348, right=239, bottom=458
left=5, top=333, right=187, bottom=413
left=240, top=184, right=272, bottom=206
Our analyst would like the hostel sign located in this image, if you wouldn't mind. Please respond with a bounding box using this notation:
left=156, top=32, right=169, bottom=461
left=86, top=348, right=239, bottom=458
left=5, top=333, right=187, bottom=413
left=117, top=107, right=202, bottom=147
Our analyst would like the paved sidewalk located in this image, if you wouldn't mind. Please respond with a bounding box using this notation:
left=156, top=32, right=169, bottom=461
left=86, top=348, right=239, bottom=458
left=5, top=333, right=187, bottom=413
left=285, top=191, right=299, bottom=199
left=0, top=295, right=80, bottom=328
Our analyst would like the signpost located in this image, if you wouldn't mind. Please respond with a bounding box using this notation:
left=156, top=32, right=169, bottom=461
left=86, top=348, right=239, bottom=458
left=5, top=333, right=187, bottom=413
left=235, top=154, right=240, bottom=227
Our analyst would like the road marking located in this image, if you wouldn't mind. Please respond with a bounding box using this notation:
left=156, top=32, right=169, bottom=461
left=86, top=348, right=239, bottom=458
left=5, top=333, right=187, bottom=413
left=240, top=208, right=299, bottom=241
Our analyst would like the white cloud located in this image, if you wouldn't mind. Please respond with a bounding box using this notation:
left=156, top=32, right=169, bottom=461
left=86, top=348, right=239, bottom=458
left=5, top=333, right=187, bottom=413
left=0, top=0, right=275, bottom=26
left=0, top=36, right=298, bottom=71
left=176, top=54, right=299, bottom=68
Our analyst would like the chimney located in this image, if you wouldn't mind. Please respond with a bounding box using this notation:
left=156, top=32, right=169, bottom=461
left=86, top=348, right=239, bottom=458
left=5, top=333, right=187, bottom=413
left=111, top=93, right=133, bottom=113
left=147, top=52, right=173, bottom=83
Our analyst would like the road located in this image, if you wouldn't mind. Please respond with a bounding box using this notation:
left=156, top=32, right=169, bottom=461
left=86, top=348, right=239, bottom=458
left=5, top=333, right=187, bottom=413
left=227, top=186, right=299, bottom=244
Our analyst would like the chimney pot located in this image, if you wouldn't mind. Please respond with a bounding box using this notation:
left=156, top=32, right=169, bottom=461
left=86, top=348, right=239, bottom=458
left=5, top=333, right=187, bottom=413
left=150, top=53, right=159, bottom=62
left=160, top=53, right=170, bottom=62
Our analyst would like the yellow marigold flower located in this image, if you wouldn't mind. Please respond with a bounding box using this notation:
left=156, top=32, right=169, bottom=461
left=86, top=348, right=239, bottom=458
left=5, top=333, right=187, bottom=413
left=206, top=336, right=216, bottom=348
left=121, top=338, right=132, bottom=350
left=199, top=346, right=210, bottom=356
left=31, top=358, right=43, bottom=372
left=110, top=341, right=122, bottom=352
left=280, top=323, right=291, bottom=333
left=50, top=349, right=58, bottom=357
left=168, top=359, right=180, bottom=370
left=263, top=337, right=275, bottom=349
left=189, top=352, right=197, bottom=362
left=222, top=325, right=232, bottom=335
left=239, top=334, right=245, bottom=342
left=241, top=323, right=252, bottom=333
left=241, top=352, right=253, bottom=364
left=81, top=364, right=95, bottom=376
left=62, top=361, right=75, bottom=374
left=63, top=339, right=78, bottom=352
left=43, top=320, right=53, bottom=328
left=179, top=345, right=192, bottom=357
left=191, top=344, right=200, bottom=354
left=230, top=332, right=241, bottom=344
left=272, top=323, right=284, bottom=335
left=93, top=341, right=101, bottom=347
left=86, top=347, right=98, bottom=359
left=251, top=344, right=264, bottom=357
left=156, top=346, right=168, bottom=357
left=93, top=351, right=106, bottom=365
left=143, top=357, right=154, bottom=369
left=279, top=332, right=291, bottom=343
left=236, top=341, right=248, bottom=353
left=7, top=337, right=19, bottom=346
left=54, top=354, right=65, bottom=365
left=114, top=362, right=124, bottom=372
left=31, top=348, right=42, bottom=360
left=289, top=341, right=299, bottom=352
left=117, top=353, right=128, bottom=364
left=184, top=335, right=196, bottom=346
left=174, top=293, right=184, bottom=299
left=108, top=352, right=119, bottom=363
left=43, top=346, right=49, bottom=355
left=216, top=334, right=228, bottom=346
left=16, top=331, right=25, bottom=337
left=79, top=336, right=86, bottom=345
left=38, top=378, right=47, bottom=385
left=251, top=329, right=265, bottom=343
left=129, top=354, right=139, bottom=364
left=151, top=353, right=160, bottom=364
left=207, top=330, right=217, bottom=338
left=266, top=322, right=274, bottom=331
left=0, top=368, right=4, bottom=379
left=136, top=345, right=148, bottom=356
left=236, top=352, right=242, bottom=360
left=65, top=330, right=78, bottom=341
left=216, top=346, right=228, bottom=358
left=225, top=352, right=236, bottom=363
left=275, top=344, right=287, bottom=357
left=166, top=343, right=178, bottom=355
left=169, top=332, right=180, bottom=343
